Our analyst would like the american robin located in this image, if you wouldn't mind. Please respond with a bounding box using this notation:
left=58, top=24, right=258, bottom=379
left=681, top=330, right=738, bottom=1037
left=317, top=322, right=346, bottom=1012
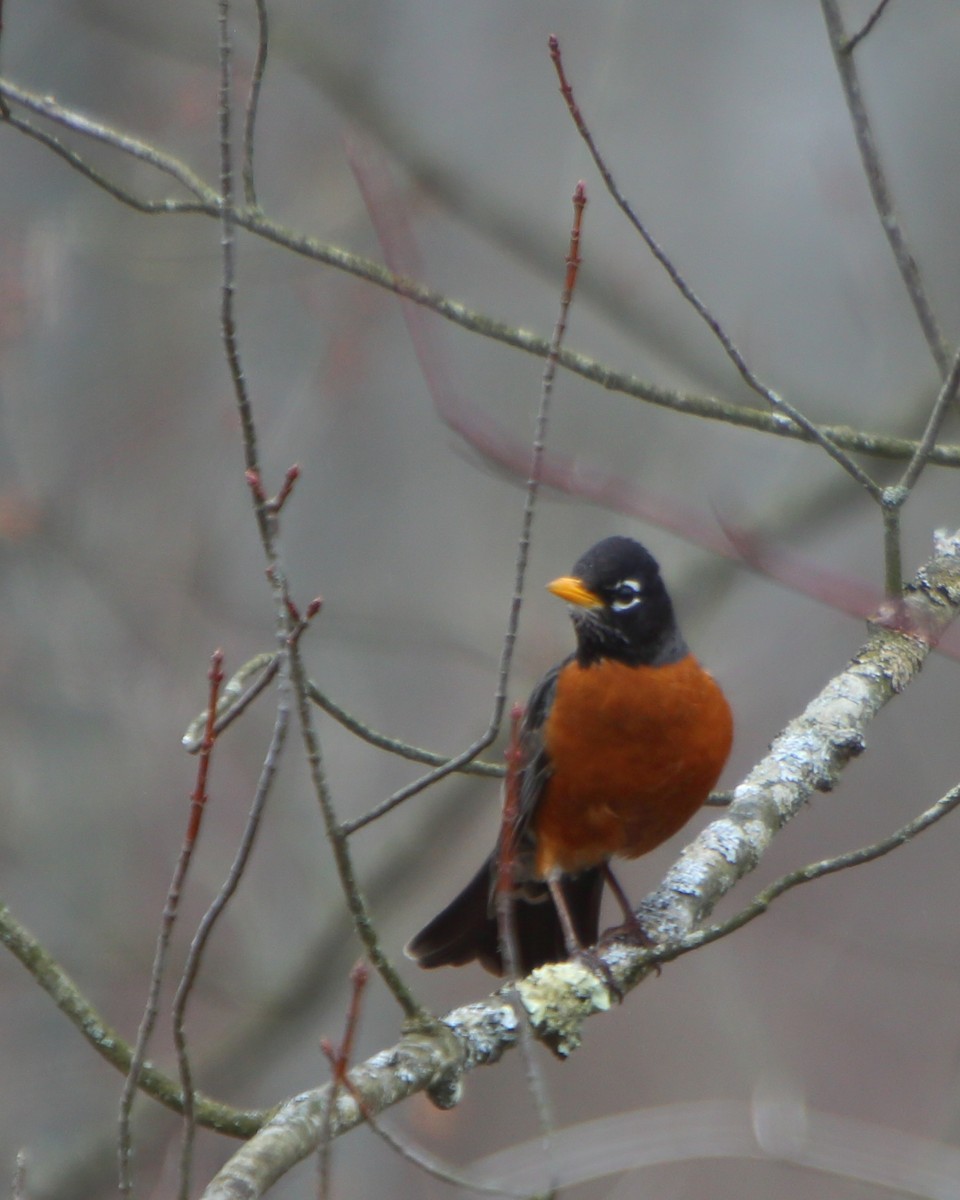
left=405, top=536, right=733, bottom=976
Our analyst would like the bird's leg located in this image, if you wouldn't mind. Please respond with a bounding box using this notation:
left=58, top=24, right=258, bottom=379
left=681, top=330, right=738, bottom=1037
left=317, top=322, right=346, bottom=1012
left=602, top=863, right=645, bottom=933
left=546, top=875, right=586, bottom=958
left=601, top=863, right=660, bottom=974
left=547, top=874, right=623, bottom=1002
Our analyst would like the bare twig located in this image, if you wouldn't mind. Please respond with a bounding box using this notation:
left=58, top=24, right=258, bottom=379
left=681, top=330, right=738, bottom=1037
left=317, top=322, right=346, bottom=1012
left=1, top=106, right=211, bottom=214
left=118, top=649, right=225, bottom=1195
left=877, top=343, right=960, bottom=595
left=0, top=81, right=214, bottom=203
left=341, top=179, right=587, bottom=837
left=183, top=653, right=280, bottom=752
left=843, top=0, right=894, bottom=54
left=211, top=7, right=428, bottom=1019
left=820, top=0, right=950, bottom=376
left=211, top=0, right=425, bottom=1097
left=242, top=0, right=269, bottom=209
left=656, top=778, right=960, bottom=962
left=205, top=0, right=427, bottom=1102
left=309, top=681, right=502, bottom=776
left=173, top=690, right=292, bottom=1199
left=897, top=345, right=960, bottom=493
left=318, top=962, right=369, bottom=1199
left=548, top=36, right=882, bottom=502
left=287, top=607, right=431, bottom=1023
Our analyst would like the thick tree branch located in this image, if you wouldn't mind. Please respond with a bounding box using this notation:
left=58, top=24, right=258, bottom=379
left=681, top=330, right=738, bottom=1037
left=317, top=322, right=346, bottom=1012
left=200, top=534, right=960, bottom=1199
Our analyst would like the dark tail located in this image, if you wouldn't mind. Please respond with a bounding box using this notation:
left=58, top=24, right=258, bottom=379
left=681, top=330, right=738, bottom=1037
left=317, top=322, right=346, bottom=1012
left=405, top=855, right=605, bottom=977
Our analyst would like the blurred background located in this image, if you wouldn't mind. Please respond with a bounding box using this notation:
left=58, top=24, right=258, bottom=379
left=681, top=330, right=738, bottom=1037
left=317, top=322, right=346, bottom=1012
left=2, top=1, right=960, bottom=1196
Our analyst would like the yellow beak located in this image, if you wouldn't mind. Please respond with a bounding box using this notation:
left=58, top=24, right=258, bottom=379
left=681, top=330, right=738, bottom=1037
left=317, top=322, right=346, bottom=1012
left=546, top=575, right=603, bottom=608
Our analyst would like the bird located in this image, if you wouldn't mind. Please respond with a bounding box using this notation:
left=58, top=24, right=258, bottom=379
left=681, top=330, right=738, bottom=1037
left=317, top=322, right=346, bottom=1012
left=405, top=536, right=733, bottom=976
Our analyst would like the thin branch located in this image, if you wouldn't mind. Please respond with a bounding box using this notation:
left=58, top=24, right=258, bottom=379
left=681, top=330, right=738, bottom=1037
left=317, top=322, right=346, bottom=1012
left=877, top=346, right=960, bottom=595
left=548, top=36, right=882, bottom=502
left=287, top=608, right=431, bottom=1024
left=318, top=963, right=369, bottom=1199
left=182, top=652, right=280, bottom=752
left=3, top=77, right=958, bottom=470
left=308, top=681, right=502, bottom=776
left=657, top=778, right=960, bottom=962
left=118, top=649, right=225, bottom=1195
left=843, top=0, right=894, bottom=54
left=210, top=0, right=424, bottom=1022
left=341, top=182, right=587, bottom=837
left=880, top=501, right=903, bottom=596
left=820, top=0, right=951, bottom=376
left=897, top=344, right=960, bottom=493
left=216, top=15, right=266, bottom=533
left=0, top=80, right=215, bottom=203
left=172, top=684, right=292, bottom=1199
left=241, top=0, right=269, bottom=209
left=496, top=704, right=530, bottom=985
left=1, top=107, right=211, bottom=215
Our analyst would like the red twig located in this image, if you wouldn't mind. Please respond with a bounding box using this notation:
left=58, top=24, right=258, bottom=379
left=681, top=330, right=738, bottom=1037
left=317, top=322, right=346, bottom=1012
left=246, top=463, right=301, bottom=514
left=340, top=161, right=588, bottom=836
left=320, top=960, right=369, bottom=1085
left=173, top=654, right=295, bottom=1197
left=186, top=649, right=225, bottom=845
left=118, top=649, right=225, bottom=1196
left=284, top=593, right=323, bottom=641
left=495, top=704, right=526, bottom=978
left=564, top=180, right=586, bottom=295
left=318, top=962, right=370, bottom=1196
left=548, top=35, right=881, bottom=502
left=245, top=467, right=267, bottom=506
left=273, top=463, right=300, bottom=512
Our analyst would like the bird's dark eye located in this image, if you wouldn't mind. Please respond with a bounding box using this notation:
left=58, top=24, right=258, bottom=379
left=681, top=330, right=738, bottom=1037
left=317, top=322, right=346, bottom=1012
left=609, top=579, right=642, bottom=612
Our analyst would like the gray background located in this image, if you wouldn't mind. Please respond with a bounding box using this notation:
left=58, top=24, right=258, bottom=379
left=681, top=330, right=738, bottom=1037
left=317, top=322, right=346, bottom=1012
left=2, top=2, right=960, bottom=1196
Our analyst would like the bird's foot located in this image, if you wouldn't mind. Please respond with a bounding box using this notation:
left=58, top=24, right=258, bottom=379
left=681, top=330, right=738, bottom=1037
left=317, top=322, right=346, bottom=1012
left=601, top=917, right=662, bottom=976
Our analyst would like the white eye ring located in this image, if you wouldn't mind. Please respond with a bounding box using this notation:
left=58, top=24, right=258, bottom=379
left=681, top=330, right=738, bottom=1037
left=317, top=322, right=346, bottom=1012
left=610, top=579, right=643, bottom=612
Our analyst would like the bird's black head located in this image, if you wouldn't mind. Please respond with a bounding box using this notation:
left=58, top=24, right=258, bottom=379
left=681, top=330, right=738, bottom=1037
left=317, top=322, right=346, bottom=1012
left=547, top=536, right=687, bottom=667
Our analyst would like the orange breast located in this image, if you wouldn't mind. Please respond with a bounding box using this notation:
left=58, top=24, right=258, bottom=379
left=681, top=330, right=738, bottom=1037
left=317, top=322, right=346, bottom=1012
left=532, top=654, right=732, bottom=878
